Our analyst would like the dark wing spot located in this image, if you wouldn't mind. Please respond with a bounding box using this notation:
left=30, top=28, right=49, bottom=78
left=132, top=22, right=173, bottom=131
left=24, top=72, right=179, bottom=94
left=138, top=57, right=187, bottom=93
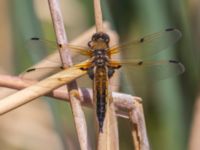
left=31, top=37, right=40, bottom=40
left=140, top=38, right=144, bottom=43
left=169, top=60, right=185, bottom=73
left=165, top=28, right=175, bottom=32
left=26, top=68, right=36, bottom=72
left=60, top=66, right=64, bottom=69
left=138, top=61, right=143, bottom=65
left=58, top=44, right=62, bottom=48
left=116, top=65, right=121, bottom=69
left=169, top=60, right=179, bottom=63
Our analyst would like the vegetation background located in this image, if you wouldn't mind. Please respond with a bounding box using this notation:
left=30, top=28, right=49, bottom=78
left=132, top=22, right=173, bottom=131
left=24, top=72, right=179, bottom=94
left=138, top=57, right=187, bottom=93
left=0, top=0, right=199, bottom=150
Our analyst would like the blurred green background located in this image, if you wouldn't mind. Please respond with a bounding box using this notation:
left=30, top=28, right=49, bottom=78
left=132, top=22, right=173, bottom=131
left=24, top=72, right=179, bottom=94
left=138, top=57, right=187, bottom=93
left=0, top=0, right=199, bottom=150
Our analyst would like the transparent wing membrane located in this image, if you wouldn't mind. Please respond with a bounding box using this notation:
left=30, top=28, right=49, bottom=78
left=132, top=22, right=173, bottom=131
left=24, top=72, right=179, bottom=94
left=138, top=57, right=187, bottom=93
left=108, top=28, right=182, bottom=58
left=28, top=37, right=57, bottom=50
left=20, top=66, right=63, bottom=80
left=28, top=37, right=90, bottom=63
left=22, top=37, right=92, bottom=80
left=114, top=59, right=185, bottom=81
left=29, top=37, right=91, bottom=55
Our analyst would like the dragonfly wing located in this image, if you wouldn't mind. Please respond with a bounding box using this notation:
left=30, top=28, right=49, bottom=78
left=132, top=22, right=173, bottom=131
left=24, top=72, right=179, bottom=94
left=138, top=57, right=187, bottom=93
left=22, top=37, right=91, bottom=80
left=108, top=28, right=182, bottom=58
left=20, top=57, right=93, bottom=81
left=27, top=37, right=91, bottom=63
left=20, top=66, right=63, bottom=80
left=110, top=59, right=185, bottom=81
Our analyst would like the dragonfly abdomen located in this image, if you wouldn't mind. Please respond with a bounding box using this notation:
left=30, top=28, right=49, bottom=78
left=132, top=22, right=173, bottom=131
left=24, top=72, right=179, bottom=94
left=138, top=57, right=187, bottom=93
left=96, top=86, right=106, bottom=132
left=94, top=67, right=108, bottom=132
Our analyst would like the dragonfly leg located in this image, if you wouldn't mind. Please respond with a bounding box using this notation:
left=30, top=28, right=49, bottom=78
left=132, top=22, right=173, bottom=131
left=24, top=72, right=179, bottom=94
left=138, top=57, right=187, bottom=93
left=107, top=60, right=121, bottom=78
left=87, top=67, right=94, bottom=79
left=80, top=67, right=89, bottom=71
left=88, top=40, right=93, bottom=48
left=108, top=67, right=115, bottom=78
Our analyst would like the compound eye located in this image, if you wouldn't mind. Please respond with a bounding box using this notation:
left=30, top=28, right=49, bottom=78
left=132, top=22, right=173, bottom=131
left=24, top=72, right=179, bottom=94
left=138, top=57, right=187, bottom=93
left=92, top=33, right=99, bottom=41
left=105, top=37, right=110, bottom=43
left=102, top=34, right=110, bottom=43
left=91, top=32, right=110, bottom=43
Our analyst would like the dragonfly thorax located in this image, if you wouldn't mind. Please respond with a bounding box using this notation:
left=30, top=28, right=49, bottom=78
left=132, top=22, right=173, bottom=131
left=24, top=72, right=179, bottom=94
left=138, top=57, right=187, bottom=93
left=93, top=49, right=109, bottom=67
left=93, top=49, right=106, bottom=56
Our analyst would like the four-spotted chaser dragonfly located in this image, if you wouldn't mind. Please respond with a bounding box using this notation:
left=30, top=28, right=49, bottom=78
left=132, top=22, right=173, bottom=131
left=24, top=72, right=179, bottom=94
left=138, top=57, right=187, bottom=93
left=24, top=28, right=185, bottom=132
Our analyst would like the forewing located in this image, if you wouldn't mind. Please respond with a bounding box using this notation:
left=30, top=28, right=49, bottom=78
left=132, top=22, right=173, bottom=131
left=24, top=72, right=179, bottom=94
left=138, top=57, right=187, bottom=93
left=20, top=66, right=63, bottom=80
left=108, top=28, right=182, bottom=58
left=27, top=37, right=91, bottom=64
left=22, top=38, right=91, bottom=80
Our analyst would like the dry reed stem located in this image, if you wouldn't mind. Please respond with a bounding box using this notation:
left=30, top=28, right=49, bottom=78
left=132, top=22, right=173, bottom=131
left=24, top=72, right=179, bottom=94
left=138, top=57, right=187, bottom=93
left=0, top=74, right=138, bottom=110
left=0, top=74, right=150, bottom=149
left=188, top=95, right=200, bottom=150
left=93, top=0, right=118, bottom=149
left=0, top=64, right=86, bottom=115
left=97, top=101, right=119, bottom=150
left=129, top=101, right=150, bottom=150
left=48, top=0, right=72, bottom=66
left=94, top=0, right=103, bottom=32
left=96, top=87, right=119, bottom=150
left=48, top=0, right=90, bottom=149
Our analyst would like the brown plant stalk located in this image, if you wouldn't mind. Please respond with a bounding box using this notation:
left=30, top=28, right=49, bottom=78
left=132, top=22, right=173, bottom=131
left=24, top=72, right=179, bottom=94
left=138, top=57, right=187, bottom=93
left=93, top=0, right=150, bottom=149
left=93, top=0, right=119, bottom=149
left=0, top=74, right=138, bottom=111
left=0, top=73, right=150, bottom=149
left=47, top=0, right=90, bottom=149
left=94, top=0, right=103, bottom=32
left=0, top=63, right=86, bottom=115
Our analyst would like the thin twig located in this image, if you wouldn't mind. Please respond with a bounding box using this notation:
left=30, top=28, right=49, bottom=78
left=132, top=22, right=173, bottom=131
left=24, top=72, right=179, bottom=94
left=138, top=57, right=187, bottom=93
left=129, top=100, right=150, bottom=150
left=94, top=0, right=104, bottom=32
left=93, top=0, right=150, bottom=148
left=113, top=93, right=150, bottom=150
left=0, top=73, right=150, bottom=149
left=93, top=0, right=119, bottom=149
left=0, top=74, right=137, bottom=113
left=0, top=63, right=86, bottom=115
left=47, top=0, right=90, bottom=150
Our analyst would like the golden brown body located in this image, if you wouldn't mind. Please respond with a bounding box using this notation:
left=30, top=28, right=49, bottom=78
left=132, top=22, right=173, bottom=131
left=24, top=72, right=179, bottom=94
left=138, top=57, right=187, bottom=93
left=93, top=66, right=108, bottom=132
left=27, top=28, right=184, bottom=133
left=86, top=32, right=118, bottom=132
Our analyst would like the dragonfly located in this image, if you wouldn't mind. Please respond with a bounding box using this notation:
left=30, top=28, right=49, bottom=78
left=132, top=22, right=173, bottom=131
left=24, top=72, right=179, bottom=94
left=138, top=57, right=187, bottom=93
left=24, top=28, right=185, bottom=132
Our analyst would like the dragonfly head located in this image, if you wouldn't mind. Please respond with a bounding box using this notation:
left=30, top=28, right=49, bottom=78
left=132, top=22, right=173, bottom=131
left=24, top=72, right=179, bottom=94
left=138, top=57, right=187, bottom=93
left=88, top=32, right=110, bottom=49
left=92, top=32, right=110, bottom=43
